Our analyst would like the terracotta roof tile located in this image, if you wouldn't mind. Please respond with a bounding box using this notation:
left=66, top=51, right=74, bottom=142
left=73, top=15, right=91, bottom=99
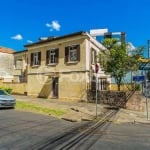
left=0, top=46, right=15, bottom=54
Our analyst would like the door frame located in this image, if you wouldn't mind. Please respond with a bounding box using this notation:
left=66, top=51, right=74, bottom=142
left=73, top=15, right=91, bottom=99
left=52, top=77, right=59, bottom=98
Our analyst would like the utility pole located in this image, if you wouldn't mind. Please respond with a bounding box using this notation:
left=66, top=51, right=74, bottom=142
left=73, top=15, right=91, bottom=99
left=95, top=63, right=99, bottom=118
left=144, top=40, right=150, bottom=120
left=145, top=77, right=149, bottom=120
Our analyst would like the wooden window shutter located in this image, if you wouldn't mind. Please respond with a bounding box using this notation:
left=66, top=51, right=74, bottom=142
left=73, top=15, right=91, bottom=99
left=30, top=53, right=33, bottom=66
left=46, top=50, right=50, bottom=64
left=38, top=52, right=41, bottom=65
left=94, top=50, right=96, bottom=63
left=91, top=50, right=93, bottom=64
left=55, top=48, right=59, bottom=63
left=77, top=45, right=80, bottom=61
left=65, top=47, right=69, bottom=63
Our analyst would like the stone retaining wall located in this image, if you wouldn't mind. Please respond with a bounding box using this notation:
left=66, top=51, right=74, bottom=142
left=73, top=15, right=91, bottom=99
left=87, top=90, right=126, bottom=107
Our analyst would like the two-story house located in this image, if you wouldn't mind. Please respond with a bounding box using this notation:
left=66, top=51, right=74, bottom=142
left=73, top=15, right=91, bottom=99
left=23, top=31, right=110, bottom=101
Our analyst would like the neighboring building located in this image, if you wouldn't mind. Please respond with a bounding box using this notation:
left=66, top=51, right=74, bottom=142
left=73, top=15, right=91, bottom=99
left=0, top=46, right=15, bottom=82
left=24, top=31, right=110, bottom=101
left=13, top=50, right=28, bottom=82
left=90, top=28, right=126, bottom=44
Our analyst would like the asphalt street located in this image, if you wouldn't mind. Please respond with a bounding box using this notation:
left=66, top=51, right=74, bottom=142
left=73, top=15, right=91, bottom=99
left=0, top=109, right=150, bottom=150
left=0, top=109, right=83, bottom=150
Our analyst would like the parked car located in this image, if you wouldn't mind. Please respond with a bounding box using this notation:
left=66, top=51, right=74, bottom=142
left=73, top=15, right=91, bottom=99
left=0, top=90, right=16, bottom=108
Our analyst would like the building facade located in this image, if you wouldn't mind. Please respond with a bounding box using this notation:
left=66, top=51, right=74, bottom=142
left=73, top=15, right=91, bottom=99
left=23, top=31, right=110, bottom=101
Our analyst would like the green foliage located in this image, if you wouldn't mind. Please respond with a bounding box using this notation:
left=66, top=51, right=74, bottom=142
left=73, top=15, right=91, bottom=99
left=99, top=38, right=144, bottom=91
left=5, top=88, right=13, bottom=94
left=125, top=46, right=145, bottom=71
left=130, top=83, right=141, bottom=91
left=0, top=87, right=13, bottom=94
left=102, top=38, right=119, bottom=50
left=135, top=84, right=141, bottom=91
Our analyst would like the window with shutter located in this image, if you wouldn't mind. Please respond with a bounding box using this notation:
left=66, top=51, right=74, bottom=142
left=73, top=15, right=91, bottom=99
left=65, top=47, right=69, bottom=63
left=46, top=48, right=59, bottom=65
left=55, top=48, right=59, bottom=63
left=91, top=50, right=96, bottom=64
left=30, top=52, right=41, bottom=66
left=38, top=52, right=41, bottom=65
left=65, top=45, right=80, bottom=63
left=46, top=50, right=50, bottom=64
left=76, top=45, right=80, bottom=61
left=30, top=53, right=33, bottom=66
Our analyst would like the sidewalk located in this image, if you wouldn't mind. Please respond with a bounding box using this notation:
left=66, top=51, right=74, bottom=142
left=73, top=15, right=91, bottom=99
left=13, top=95, right=150, bottom=123
left=14, top=95, right=106, bottom=122
left=113, top=108, right=150, bottom=124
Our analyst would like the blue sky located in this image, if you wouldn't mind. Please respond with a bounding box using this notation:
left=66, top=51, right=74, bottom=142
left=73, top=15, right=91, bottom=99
left=0, top=0, right=150, bottom=55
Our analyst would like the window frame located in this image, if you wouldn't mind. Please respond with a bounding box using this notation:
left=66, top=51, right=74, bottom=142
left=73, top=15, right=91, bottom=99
left=15, top=59, right=23, bottom=70
left=65, top=45, right=80, bottom=63
left=30, top=51, right=41, bottom=67
left=46, top=48, right=59, bottom=65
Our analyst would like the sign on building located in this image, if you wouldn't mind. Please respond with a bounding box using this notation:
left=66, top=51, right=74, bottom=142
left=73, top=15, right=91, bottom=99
left=133, top=75, right=145, bottom=81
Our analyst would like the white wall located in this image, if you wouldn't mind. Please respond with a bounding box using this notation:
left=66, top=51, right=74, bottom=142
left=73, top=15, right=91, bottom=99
left=0, top=53, right=14, bottom=77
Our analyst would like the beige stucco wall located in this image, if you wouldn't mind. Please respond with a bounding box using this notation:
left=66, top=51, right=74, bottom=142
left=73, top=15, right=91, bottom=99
left=27, top=72, right=87, bottom=101
left=59, top=73, right=87, bottom=101
left=0, top=79, right=27, bottom=95
left=27, top=37, right=87, bottom=75
left=0, top=53, right=14, bottom=77
left=27, top=74, right=49, bottom=97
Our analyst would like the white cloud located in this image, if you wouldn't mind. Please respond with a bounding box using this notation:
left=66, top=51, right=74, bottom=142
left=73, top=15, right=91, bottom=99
left=46, top=23, right=51, bottom=28
left=46, top=20, right=61, bottom=31
left=27, top=40, right=33, bottom=43
left=11, top=34, right=23, bottom=40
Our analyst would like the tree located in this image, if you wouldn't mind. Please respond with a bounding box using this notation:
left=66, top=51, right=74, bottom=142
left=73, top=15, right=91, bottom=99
left=99, top=38, right=144, bottom=91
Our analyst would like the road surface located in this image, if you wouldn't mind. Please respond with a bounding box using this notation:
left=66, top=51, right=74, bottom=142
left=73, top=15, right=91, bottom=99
left=0, top=109, right=150, bottom=150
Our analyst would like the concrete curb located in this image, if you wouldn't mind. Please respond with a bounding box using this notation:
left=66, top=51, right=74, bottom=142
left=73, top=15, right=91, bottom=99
left=61, top=117, right=80, bottom=122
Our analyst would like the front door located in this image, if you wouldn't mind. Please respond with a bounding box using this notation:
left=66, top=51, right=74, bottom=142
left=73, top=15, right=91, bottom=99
left=52, top=77, right=59, bottom=98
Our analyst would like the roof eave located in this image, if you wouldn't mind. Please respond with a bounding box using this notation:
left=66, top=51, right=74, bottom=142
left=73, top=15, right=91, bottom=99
left=24, top=31, right=87, bottom=48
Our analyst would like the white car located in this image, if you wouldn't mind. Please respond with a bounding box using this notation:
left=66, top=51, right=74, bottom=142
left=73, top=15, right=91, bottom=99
left=0, top=90, right=16, bottom=108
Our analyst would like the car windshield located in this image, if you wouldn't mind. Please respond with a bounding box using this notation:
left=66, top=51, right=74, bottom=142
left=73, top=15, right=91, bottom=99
left=0, top=90, right=9, bottom=95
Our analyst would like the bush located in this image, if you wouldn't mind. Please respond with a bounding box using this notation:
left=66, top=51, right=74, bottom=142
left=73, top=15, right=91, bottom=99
left=130, top=83, right=141, bottom=91
left=5, top=88, right=13, bottom=94
left=0, top=87, right=13, bottom=94
left=135, top=84, right=141, bottom=91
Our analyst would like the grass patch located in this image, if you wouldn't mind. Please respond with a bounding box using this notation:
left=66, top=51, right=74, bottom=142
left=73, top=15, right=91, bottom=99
left=15, top=101, right=66, bottom=117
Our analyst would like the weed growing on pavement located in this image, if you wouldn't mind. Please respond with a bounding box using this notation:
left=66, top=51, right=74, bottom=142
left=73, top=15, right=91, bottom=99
left=16, top=101, right=66, bottom=117
left=93, top=117, right=102, bottom=122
